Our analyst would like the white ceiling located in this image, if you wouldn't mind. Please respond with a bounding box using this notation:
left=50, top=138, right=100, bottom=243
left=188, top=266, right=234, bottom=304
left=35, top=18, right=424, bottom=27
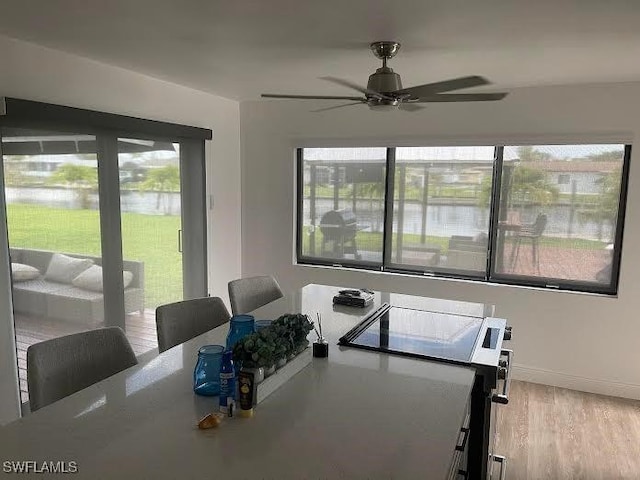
left=2, top=0, right=640, bottom=101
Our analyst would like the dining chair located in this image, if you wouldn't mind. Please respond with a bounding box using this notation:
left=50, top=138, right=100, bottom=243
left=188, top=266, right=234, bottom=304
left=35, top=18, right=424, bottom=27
left=27, top=326, right=137, bottom=412
left=510, top=213, right=548, bottom=272
left=228, top=275, right=284, bottom=315
left=156, top=296, right=230, bottom=353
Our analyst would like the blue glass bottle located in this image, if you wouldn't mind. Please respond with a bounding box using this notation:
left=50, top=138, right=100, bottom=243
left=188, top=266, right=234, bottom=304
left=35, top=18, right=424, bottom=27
left=225, top=314, right=255, bottom=351
left=219, top=350, right=236, bottom=413
left=193, top=345, right=224, bottom=396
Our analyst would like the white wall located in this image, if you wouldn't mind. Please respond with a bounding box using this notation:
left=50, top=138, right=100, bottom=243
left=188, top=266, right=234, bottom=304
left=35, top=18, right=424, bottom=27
left=0, top=35, right=241, bottom=423
left=240, top=82, right=640, bottom=399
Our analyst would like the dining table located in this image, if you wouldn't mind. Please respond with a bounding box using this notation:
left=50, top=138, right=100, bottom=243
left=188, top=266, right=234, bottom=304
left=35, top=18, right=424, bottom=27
left=0, top=284, right=492, bottom=479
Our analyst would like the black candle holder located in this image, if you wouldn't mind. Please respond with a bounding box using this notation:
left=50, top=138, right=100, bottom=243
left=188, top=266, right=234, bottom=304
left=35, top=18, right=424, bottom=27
left=313, top=339, right=329, bottom=358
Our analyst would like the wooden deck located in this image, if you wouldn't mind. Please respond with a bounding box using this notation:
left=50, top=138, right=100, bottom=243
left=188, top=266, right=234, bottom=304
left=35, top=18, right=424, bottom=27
left=14, top=310, right=158, bottom=404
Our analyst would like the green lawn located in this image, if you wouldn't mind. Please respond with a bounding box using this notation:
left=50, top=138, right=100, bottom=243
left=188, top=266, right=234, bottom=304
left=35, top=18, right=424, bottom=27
left=7, top=203, right=182, bottom=309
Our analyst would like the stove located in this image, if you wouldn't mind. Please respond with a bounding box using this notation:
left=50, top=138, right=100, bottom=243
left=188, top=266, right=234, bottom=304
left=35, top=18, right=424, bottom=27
left=339, top=302, right=513, bottom=480
left=339, top=303, right=505, bottom=368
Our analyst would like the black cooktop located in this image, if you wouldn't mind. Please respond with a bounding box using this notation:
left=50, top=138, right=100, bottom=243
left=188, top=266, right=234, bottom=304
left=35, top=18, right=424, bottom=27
left=339, top=304, right=485, bottom=364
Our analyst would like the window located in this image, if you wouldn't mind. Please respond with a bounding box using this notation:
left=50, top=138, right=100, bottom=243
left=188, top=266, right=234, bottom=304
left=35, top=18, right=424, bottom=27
left=491, top=145, right=627, bottom=289
left=298, top=148, right=386, bottom=266
left=390, top=147, right=495, bottom=276
left=297, top=144, right=630, bottom=294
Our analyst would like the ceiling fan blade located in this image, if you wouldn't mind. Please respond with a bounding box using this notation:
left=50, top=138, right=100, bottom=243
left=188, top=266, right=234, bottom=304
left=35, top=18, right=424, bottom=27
left=415, top=92, right=508, bottom=103
left=394, top=76, right=491, bottom=99
left=262, top=93, right=365, bottom=101
left=320, top=76, right=392, bottom=100
left=312, top=102, right=366, bottom=113
left=398, top=103, right=426, bottom=112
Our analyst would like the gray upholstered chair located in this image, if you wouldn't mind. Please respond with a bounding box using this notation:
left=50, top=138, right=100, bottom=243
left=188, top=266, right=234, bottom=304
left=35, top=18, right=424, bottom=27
left=27, top=326, right=137, bottom=412
left=156, top=296, right=230, bottom=353
left=228, top=275, right=284, bottom=315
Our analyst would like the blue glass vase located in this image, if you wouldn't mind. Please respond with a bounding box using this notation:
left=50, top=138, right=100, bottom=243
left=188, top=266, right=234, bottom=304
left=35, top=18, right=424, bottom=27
left=225, top=314, right=255, bottom=351
left=254, top=319, right=272, bottom=332
left=193, top=345, right=224, bottom=396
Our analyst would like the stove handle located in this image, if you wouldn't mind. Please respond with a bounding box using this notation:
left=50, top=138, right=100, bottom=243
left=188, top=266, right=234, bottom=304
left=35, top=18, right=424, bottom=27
left=491, top=455, right=507, bottom=480
left=492, top=349, right=513, bottom=405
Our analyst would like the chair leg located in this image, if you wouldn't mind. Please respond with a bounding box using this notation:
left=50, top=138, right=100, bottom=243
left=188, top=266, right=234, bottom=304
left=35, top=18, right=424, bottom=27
left=508, top=235, right=518, bottom=267
left=511, top=238, right=521, bottom=270
left=532, top=238, right=540, bottom=273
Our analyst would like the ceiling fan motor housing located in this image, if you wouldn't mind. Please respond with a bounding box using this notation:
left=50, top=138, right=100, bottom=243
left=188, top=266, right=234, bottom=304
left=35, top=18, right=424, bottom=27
left=367, top=67, right=403, bottom=96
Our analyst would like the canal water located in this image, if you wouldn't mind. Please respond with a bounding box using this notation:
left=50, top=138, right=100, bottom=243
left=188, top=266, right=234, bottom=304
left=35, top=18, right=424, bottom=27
left=304, top=198, right=616, bottom=242
left=5, top=187, right=181, bottom=216
left=7, top=187, right=615, bottom=241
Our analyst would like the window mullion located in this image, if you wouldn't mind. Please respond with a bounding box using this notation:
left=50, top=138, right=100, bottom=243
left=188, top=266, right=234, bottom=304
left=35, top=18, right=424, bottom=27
left=382, top=147, right=396, bottom=269
left=487, top=146, right=504, bottom=280
left=608, top=145, right=632, bottom=291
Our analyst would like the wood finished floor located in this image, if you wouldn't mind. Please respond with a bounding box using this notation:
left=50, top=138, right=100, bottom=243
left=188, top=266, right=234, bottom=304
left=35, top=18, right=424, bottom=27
left=14, top=311, right=158, bottom=404
left=495, top=381, right=640, bottom=480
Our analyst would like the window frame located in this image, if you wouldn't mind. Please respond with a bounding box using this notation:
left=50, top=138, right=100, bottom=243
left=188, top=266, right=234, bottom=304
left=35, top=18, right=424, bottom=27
left=296, top=144, right=631, bottom=296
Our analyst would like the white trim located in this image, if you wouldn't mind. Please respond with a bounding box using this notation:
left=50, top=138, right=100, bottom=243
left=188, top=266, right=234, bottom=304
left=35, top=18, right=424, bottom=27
left=512, top=363, right=640, bottom=400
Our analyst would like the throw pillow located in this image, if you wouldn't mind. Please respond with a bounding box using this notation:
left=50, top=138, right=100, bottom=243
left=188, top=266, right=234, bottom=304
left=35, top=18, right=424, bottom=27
left=11, top=263, right=41, bottom=282
left=44, top=253, right=94, bottom=284
left=473, top=232, right=489, bottom=244
left=72, top=265, right=134, bottom=292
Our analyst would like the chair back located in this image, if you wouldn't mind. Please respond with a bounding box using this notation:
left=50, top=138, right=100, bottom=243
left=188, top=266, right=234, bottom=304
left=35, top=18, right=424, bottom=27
left=27, top=327, right=137, bottom=412
left=156, top=297, right=230, bottom=353
left=533, top=214, right=548, bottom=236
left=228, top=275, right=283, bottom=315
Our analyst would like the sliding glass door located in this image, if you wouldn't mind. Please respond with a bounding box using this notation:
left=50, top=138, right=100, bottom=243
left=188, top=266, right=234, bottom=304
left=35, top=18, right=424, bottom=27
left=118, top=139, right=184, bottom=353
left=1, top=129, right=203, bottom=405
left=2, top=128, right=107, bottom=403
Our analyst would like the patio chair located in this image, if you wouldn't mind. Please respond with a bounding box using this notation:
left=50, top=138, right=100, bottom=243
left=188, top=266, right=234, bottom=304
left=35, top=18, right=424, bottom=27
left=27, top=327, right=137, bottom=412
left=156, top=297, right=230, bottom=353
left=228, top=275, right=283, bottom=315
left=510, top=213, right=548, bottom=272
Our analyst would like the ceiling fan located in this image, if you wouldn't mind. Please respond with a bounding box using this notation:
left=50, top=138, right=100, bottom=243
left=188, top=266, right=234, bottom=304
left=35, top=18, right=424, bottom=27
left=262, top=41, right=508, bottom=112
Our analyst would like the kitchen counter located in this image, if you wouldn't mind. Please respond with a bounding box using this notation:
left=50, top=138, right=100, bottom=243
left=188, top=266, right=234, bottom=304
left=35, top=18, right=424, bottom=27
left=0, top=284, right=485, bottom=479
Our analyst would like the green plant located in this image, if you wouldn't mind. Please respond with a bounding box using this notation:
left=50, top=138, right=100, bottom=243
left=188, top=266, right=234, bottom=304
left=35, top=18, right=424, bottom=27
left=232, top=330, right=276, bottom=369
left=140, top=165, right=180, bottom=215
left=272, top=313, right=314, bottom=354
left=229, top=314, right=315, bottom=369
left=48, top=164, right=98, bottom=209
left=270, top=323, right=292, bottom=359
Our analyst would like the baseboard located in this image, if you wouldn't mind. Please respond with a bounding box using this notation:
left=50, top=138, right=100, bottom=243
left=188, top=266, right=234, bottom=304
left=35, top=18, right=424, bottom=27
left=512, top=364, right=640, bottom=400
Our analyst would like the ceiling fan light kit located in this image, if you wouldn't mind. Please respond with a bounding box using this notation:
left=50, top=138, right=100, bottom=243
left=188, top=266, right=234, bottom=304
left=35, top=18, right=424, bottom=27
left=261, top=41, right=508, bottom=112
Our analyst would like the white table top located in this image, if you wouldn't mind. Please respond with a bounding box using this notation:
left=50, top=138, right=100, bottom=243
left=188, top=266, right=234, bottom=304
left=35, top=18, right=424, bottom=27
left=0, top=284, right=488, bottom=479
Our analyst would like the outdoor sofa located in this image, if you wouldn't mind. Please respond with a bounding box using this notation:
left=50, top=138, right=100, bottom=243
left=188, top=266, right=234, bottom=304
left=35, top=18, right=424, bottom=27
left=9, top=247, right=144, bottom=326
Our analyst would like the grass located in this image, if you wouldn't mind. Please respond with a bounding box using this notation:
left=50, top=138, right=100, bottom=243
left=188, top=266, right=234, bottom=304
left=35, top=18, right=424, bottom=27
left=7, top=203, right=183, bottom=309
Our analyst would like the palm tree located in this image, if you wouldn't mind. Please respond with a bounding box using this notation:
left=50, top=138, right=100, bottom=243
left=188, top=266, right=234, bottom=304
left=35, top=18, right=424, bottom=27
left=509, top=165, right=559, bottom=207
left=355, top=182, right=385, bottom=230
left=48, top=164, right=98, bottom=209
left=577, top=168, right=621, bottom=241
left=516, top=146, right=552, bottom=162
left=140, top=165, right=180, bottom=214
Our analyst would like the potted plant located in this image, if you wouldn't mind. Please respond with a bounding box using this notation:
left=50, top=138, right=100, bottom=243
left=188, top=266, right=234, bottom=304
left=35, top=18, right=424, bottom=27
left=271, top=324, right=291, bottom=368
left=272, top=314, right=314, bottom=359
left=232, top=331, right=276, bottom=384
left=256, top=327, right=277, bottom=377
